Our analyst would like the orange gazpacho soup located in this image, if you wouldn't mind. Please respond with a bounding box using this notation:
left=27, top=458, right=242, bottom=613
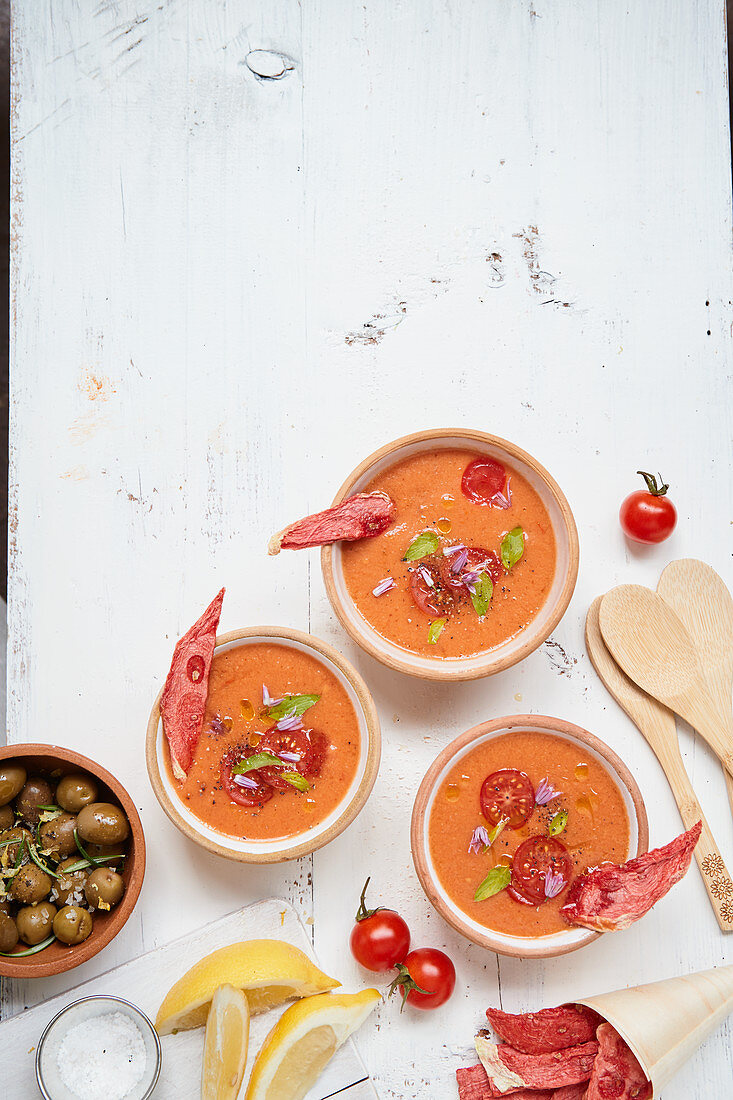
left=429, top=731, right=630, bottom=937
left=165, top=642, right=361, bottom=841
left=341, top=448, right=556, bottom=658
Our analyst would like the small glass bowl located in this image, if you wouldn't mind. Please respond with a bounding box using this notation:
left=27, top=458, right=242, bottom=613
left=36, top=995, right=162, bottom=1100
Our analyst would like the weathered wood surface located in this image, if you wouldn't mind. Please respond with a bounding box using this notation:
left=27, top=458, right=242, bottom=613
left=6, top=2, right=733, bottom=1096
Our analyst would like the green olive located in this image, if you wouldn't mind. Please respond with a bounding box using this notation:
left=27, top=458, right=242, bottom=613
left=85, top=867, right=125, bottom=910
left=0, top=912, right=19, bottom=952
left=50, top=859, right=89, bottom=907
left=82, top=841, right=126, bottom=861
left=0, top=764, right=26, bottom=807
left=0, top=827, right=32, bottom=866
left=56, top=773, right=99, bottom=814
left=15, top=777, right=54, bottom=826
left=0, top=805, right=14, bottom=831
left=53, top=905, right=93, bottom=946
left=38, top=812, right=78, bottom=859
left=9, top=863, right=52, bottom=905
left=76, top=803, right=130, bottom=846
left=15, top=902, right=56, bottom=945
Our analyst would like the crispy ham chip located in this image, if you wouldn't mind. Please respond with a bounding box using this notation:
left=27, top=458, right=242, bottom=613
left=560, top=822, right=701, bottom=932
left=486, top=1005, right=603, bottom=1055
left=475, top=1034, right=598, bottom=1092
left=268, top=491, right=395, bottom=554
left=585, top=1023, right=651, bottom=1100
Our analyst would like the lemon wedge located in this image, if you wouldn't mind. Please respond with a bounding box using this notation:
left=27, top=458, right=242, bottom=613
left=201, top=984, right=250, bottom=1100
left=245, top=989, right=380, bottom=1100
left=155, top=940, right=339, bottom=1035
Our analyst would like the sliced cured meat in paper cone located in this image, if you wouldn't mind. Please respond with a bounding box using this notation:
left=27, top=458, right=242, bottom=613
left=474, top=1034, right=598, bottom=1092
left=486, top=1005, right=603, bottom=1054
left=576, top=964, right=733, bottom=1096
left=268, top=491, right=394, bottom=554
left=455, top=1063, right=554, bottom=1099
left=585, top=1023, right=651, bottom=1099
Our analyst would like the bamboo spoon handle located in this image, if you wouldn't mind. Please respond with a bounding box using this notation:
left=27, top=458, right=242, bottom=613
left=650, top=730, right=733, bottom=933
left=677, top=693, right=733, bottom=779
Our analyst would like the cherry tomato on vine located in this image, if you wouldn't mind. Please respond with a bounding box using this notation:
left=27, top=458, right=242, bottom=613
left=619, top=471, right=677, bottom=544
left=389, top=947, right=456, bottom=1010
left=349, top=878, right=411, bottom=972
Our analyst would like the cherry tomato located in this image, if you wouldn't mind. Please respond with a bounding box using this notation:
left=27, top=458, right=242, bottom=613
left=389, top=948, right=456, bottom=1010
left=220, top=753, right=273, bottom=807
left=408, top=563, right=453, bottom=617
left=439, top=548, right=503, bottom=594
left=619, top=471, right=677, bottom=544
left=461, top=457, right=507, bottom=505
left=480, top=769, right=536, bottom=829
left=510, top=835, right=572, bottom=904
left=349, top=877, right=410, bottom=972
left=257, top=727, right=329, bottom=789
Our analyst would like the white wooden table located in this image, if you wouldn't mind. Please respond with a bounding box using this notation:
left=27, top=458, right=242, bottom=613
left=6, top=2, right=733, bottom=1096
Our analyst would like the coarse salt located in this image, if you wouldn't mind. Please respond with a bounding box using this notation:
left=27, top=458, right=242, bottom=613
left=57, top=1011, right=147, bottom=1100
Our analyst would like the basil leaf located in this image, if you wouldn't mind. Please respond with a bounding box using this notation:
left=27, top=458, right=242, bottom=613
left=283, top=772, right=310, bottom=793
left=231, top=752, right=283, bottom=775
left=470, top=573, right=494, bottom=617
left=500, top=526, right=524, bottom=570
left=428, top=618, right=447, bottom=644
left=548, top=810, right=568, bottom=836
left=265, top=694, right=320, bottom=721
left=403, top=531, right=439, bottom=561
left=474, top=864, right=511, bottom=901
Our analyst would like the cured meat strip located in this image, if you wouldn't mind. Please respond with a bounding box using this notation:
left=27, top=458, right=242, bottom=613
left=159, top=588, right=224, bottom=780
left=551, top=1087, right=587, bottom=1100
left=486, top=1005, right=603, bottom=1054
left=560, top=822, right=701, bottom=932
left=268, top=491, right=395, bottom=554
left=585, top=1023, right=651, bottom=1100
left=456, top=1064, right=553, bottom=1099
left=475, top=1033, right=598, bottom=1092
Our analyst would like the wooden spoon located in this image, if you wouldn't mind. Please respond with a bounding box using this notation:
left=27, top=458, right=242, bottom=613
left=657, top=559, right=733, bottom=814
left=599, top=585, right=733, bottom=779
left=587, top=598, right=733, bottom=932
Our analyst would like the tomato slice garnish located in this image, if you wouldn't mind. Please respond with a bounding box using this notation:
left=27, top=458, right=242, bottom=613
left=257, top=727, right=329, bottom=789
left=480, top=769, right=535, bottom=829
left=439, top=548, right=503, bottom=594
left=220, top=752, right=274, bottom=806
left=408, top=564, right=454, bottom=617
left=510, top=836, right=572, bottom=903
left=461, top=457, right=507, bottom=505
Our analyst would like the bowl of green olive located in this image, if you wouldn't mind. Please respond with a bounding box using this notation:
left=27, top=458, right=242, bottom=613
left=0, top=744, right=145, bottom=978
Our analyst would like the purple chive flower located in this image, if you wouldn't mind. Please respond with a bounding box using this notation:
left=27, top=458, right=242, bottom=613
left=461, top=569, right=481, bottom=594
left=276, top=750, right=301, bottom=763
left=543, top=868, right=566, bottom=899
left=468, top=825, right=491, bottom=854
left=372, top=577, right=396, bottom=597
left=490, top=477, right=513, bottom=509
left=262, top=683, right=283, bottom=708
left=276, top=709, right=303, bottom=732
left=451, top=547, right=469, bottom=573
left=443, top=543, right=466, bottom=556
left=233, top=774, right=260, bottom=789
left=418, top=565, right=435, bottom=587
left=535, top=777, right=562, bottom=805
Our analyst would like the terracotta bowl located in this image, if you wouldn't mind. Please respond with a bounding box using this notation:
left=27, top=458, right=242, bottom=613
left=0, top=744, right=146, bottom=979
left=321, top=428, right=579, bottom=681
left=411, top=715, right=649, bottom=958
left=146, top=626, right=381, bottom=864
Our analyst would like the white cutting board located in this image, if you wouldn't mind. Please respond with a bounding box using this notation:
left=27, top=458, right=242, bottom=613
left=1, top=898, right=379, bottom=1099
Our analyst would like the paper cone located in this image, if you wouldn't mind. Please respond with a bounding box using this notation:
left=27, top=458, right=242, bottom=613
left=576, top=965, right=733, bottom=1096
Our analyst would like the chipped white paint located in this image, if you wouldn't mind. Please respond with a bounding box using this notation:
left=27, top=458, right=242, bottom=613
left=6, top=2, right=733, bottom=1097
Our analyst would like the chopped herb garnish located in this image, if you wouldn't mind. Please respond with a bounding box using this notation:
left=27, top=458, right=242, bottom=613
left=403, top=530, right=439, bottom=561
left=474, top=864, right=511, bottom=901
left=232, top=753, right=308, bottom=793
left=264, top=694, right=320, bottom=721
left=0, top=934, right=56, bottom=957
left=500, top=526, right=525, bottom=570
left=27, top=840, right=59, bottom=879
left=470, top=573, right=494, bottom=617
left=548, top=810, right=568, bottom=837
left=428, top=618, right=447, bottom=644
